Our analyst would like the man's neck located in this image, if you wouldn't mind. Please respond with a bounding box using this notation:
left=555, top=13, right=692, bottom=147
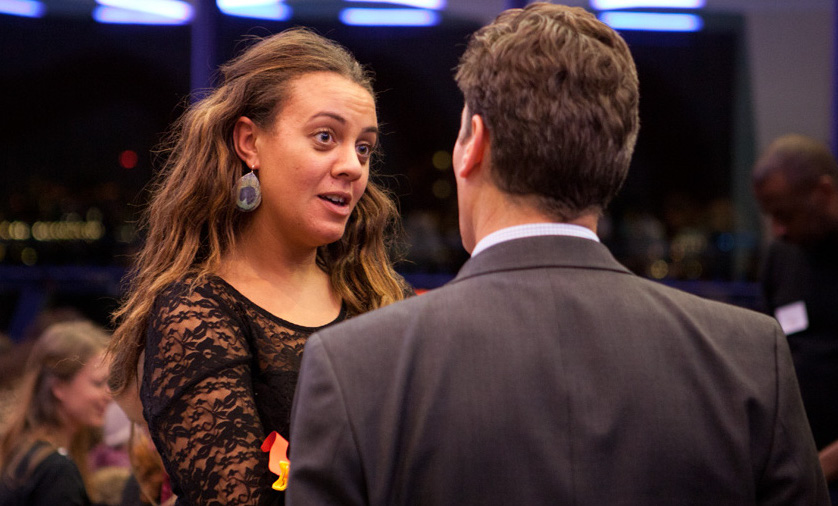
left=470, top=190, right=598, bottom=247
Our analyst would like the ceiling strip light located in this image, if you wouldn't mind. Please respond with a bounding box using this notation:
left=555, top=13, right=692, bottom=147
left=344, top=0, right=446, bottom=9
left=95, top=0, right=193, bottom=21
left=0, top=0, right=45, bottom=18
left=218, top=0, right=281, bottom=5
left=216, top=0, right=291, bottom=20
left=592, top=0, right=705, bottom=9
left=340, top=8, right=439, bottom=26
left=598, top=12, right=703, bottom=32
left=93, top=5, right=190, bottom=24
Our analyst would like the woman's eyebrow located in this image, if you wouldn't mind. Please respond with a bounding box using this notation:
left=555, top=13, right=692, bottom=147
left=309, top=112, right=379, bottom=135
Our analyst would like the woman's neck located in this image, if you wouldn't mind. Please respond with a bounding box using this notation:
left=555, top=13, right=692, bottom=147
left=219, top=231, right=323, bottom=289
left=33, top=424, right=74, bottom=451
left=217, top=229, right=341, bottom=327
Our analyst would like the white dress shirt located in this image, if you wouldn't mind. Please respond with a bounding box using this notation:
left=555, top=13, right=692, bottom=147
left=470, top=223, right=599, bottom=257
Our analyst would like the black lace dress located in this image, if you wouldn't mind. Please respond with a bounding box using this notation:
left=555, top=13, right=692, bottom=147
left=141, top=275, right=348, bottom=506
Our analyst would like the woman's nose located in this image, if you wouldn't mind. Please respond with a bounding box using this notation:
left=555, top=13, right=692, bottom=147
left=332, top=146, right=364, bottom=181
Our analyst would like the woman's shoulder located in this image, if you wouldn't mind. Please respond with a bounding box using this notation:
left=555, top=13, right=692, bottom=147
left=154, top=274, right=239, bottom=312
left=147, top=274, right=246, bottom=343
left=32, top=448, right=80, bottom=478
left=158, top=273, right=226, bottom=298
left=1, top=443, right=88, bottom=506
left=27, top=451, right=88, bottom=505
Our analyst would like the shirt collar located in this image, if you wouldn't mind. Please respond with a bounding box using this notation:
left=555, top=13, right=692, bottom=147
left=471, top=223, right=600, bottom=257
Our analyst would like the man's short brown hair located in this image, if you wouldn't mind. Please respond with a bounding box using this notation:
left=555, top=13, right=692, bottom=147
left=455, top=3, right=640, bottom=220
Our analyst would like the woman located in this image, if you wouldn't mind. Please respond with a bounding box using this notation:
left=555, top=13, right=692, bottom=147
left=0, top=320, right=112, bottom=505
left=107, top=28, right=410, bottom=505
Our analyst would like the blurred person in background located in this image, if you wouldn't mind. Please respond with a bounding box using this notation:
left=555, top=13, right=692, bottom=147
left=753, top=133, right=838, bottom=503
left=106, top=27, right=410, bottom=505
left=87, top=402, right=133, bottom=505
left=120, top=424, right=173, bottom=506
left=0, top=320, right=111, bottom=505
left=0, top=332, right=16, bottom=427
left=89, top=402, right=132, bottom=471
left=0, top=307, right=89, bottom=417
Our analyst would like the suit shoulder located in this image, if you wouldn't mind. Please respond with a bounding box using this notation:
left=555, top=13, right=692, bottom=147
left=322, top=291, right=429, bottom=336
left=313, top=284, right=468, bottom=352
left=637, top=277, right=779, bottom=330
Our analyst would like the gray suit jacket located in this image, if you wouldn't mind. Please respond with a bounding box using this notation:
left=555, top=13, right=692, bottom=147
left=287, top=236, right=828, bottom=505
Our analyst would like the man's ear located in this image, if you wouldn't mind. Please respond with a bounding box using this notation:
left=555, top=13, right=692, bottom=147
left=456, top=114, right=489, bottom=180
left=233, top=116, right=259, bottom=168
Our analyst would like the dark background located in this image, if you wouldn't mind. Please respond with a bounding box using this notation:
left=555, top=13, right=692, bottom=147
left=0, top=10, right=754, bottom=337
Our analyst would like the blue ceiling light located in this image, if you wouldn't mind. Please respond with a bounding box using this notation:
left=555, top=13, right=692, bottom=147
left=344, top=0, right=446, bottom=9
left=599, top=12, right=703, bottom=32
left=93, top=6, right=190, bottom=24
left=94, top=0, right=193, bottom=24
left=340, top=7, right=439, bottom=26
left=591, top=0, right=705, bottom=8
left=0, top=0, right=46, bottom=18
left=217, top=0, right=291, bottom=21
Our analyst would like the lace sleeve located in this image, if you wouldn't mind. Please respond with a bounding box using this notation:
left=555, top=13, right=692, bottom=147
left=141, top=281, right=273, bottom=505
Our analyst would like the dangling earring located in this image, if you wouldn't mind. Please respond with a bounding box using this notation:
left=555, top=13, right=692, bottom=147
left=236, top=165, right=262, bottom=212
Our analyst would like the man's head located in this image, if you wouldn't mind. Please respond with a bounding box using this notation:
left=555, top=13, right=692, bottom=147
left=453, top=2, right=640, bottom=222
left=752, top=134, right=838, bottom=246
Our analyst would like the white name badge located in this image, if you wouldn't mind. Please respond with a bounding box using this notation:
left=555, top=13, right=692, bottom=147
left=775, top=301, right=809, bottom=335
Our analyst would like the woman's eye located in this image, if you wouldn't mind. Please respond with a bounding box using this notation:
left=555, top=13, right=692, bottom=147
left=315, top=131, right=333, bottom=144
left=357, top=144, right=371, bottom=157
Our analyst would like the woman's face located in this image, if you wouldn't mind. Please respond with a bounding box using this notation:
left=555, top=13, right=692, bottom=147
left=250, top=71, right=377, bottom=250
left=53, top=350, right=112, bottom=431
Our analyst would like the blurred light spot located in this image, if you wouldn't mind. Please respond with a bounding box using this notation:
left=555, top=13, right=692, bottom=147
left=598, top=12, right=703, bottom=32
left=20, top=219, right=106, bottom=242
left=432, top=179, right=452, bottom=199
left=716, top=232, right=734, bottom=252
left=592, top=0, right=704, bottom=9
left=116, top=224, right=137, bottom=244
left=432, top=151, right=452, bottom=170
left=96, top=0, right=192, bottom=18
left=345, top=0, right=445, bottom=9
left=0, top=0, right=45, bottom=18
left=684, top=259, right=703, bottom=279
left=85, top=221, right=105, bottom=241
left=21, top=247, right=37, bottom=265
left=87, top=207, right=104, bottom=222
left=340, top=8, right=439, bottom=26
left=119, top=150, right=139, bottom=169
left=216, top=0, right=291, bottom=20
left=31, top=222, right=47, bottom=241
left=94, top=5, right=190, bottom=23
left=9, top=221, right=30, bottom=240
left=649, top=259, right=669, bottom=279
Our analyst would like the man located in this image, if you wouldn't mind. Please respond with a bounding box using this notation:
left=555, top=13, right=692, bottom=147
left=752, top=133, right=838, bottom=502
left=287, top=4, right=828, bottom=504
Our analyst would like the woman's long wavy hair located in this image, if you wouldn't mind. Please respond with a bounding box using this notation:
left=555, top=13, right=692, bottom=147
left=0, top=321, right=110, bottom=491
left=107, top=27, right=408, bottom=396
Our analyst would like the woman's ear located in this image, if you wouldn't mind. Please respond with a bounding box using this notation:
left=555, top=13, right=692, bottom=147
left=50, top=377, right=68, bottom=403
left=233, top=116, right=259, bottom=168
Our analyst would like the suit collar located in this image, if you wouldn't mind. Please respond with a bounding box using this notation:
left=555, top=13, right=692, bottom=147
left=452, top=235, right=633, bottom=284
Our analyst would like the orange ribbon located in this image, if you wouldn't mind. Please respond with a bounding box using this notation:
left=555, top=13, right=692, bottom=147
left=261, top=431, right=290, bottom=491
